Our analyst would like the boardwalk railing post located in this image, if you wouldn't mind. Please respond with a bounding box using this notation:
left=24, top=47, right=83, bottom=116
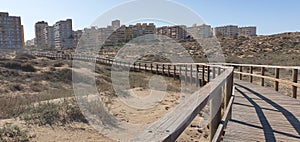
left=150, top=63, right=153, bottom=73
left=138, top=63, right=141, bottom=71
left=156, top=64, right=158, bottom=74
left=261, top=67, right=265, bottom=86
left=185, top=64, right=188, bottom=85
left=196, top=65, right=199, bottom=87
left=239, top=66, right=243, bottom=80
left=173, top=65, right=176, bottom=80
left=190, top=64, right=193, bottom=85
left=218, top=67, right=221, bottom=75
left=162, top=64, right=165, bottom=75
left=202, top=65, right=205, bottom=86
left=249, top=66, right=253, bottom=83
left=168, top=65, right=171, bottom=77
left=179, top=65, right=182, bottom=78
left=274, top=68, right=280, bottom=91
left=210, top=87, right=222, bottom=142
left=213, top=67, right=216, bottom=79
left=292, top=69, right=298, bottom=99
left=207, top=66, right=211, bottom=83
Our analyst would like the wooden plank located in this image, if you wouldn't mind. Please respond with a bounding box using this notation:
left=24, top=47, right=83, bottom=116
left=223, top=80, right=300, bottom=142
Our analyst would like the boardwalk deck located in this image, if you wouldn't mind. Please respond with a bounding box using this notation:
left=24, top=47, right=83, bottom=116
left=223, top=80, right=300, bottom=142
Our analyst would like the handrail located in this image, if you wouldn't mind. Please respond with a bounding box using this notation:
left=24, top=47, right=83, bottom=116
left=215, top=63, right=299, bottom=99
left=32, top=51, right=235, bottom=142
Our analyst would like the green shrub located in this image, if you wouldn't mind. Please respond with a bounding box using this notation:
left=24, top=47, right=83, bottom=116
left=0, top=124, right=29, bottom=142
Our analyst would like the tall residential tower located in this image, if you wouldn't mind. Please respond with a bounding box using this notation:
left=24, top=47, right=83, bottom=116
left=0, top=12, right=24, bottom=49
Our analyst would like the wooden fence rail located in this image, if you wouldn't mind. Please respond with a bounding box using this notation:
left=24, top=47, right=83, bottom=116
left=216, top=63, right=300, bottom=99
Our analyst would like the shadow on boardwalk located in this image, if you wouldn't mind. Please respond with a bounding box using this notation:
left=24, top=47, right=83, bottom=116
left=223, top=80, right=300, bottom=142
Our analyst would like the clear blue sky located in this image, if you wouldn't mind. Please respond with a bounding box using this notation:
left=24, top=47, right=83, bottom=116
left=1, top=0, right=299, bottom=41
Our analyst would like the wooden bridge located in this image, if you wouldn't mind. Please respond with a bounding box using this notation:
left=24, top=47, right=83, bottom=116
left=32, top=52, right=300, bottom=142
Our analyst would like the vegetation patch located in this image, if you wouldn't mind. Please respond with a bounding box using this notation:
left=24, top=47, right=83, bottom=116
left=0, top=124, right=29, bottom=142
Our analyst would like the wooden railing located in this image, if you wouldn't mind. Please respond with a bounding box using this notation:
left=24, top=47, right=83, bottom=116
left=217, top=63, right=300, bottom=99
left=32, top=52, right=235, bottom=141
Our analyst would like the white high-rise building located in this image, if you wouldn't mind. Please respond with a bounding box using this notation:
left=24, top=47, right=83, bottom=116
left=44, top=26, right=55, bottom=48
left=35, top=21, right=48, bottom=47
left=54, top=19, right=73, bottom=49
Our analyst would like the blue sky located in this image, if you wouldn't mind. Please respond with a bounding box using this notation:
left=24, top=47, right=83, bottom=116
left=1, top=0, right=299, bottom=41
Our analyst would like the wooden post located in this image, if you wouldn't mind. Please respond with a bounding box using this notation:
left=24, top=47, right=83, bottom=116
left=156, top=64, right=159, bottom=74
left=239, top=66, right=243, bottom=80
left=218, top=67, right=221, bottom=75
left=202, top=65, right=205, bottom=86
left=249, top=66, right=253, bottom=83
left=168, top=65, right=171, bottom=77
left=185, top=64, right=188, bottom=85
left=210, top=87, right=222, bottom=141
left=151, top=64, right=153, bottom=73
left=212, top=67, right=216, bottom=79
left=190, top=64, right=193, bottom=84
left=224, top=72, right=234, bottom=119
left=138, top=63, right=141, bottom=71
left=144, top=63, right=147, bottom=71
left=173, top=65, right=176, bottom=80
left=162, top=64, right=165, bottom=75
left=261, top=67, right=265, bottom=86
left=196, top=65, right=199, bottom=87
left=207, top=66, right=210, bottom=83
left=133, top=63, right=136, bottom=71
left=179, top=65, right=182, bottom=79
left=274, top=68, right=279, bottom=91
left=292, top=69, right=298, bottom=99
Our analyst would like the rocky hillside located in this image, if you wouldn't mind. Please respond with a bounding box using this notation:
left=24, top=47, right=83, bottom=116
left=180, top=32, right=300, bottom=65
left=220, top=32, right=300, bottom=65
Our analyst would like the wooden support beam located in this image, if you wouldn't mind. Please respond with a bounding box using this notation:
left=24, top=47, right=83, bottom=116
left=196, top=65, right=199, bottom=87
left=292, top=69, right=298, bottom=99
left=173, top=65, right=176, bottom=80
left=249, top=66, right=253, bottom=83
left=202, top=65, right=205, bottom=86
left=239, top=66, right=243, bottom=80
left=261, top=67, right=265, bottom=86
left=207, top=66, right=211, bottom=83
left=274, top=68, right=279, bottom=91
left=190, top=64, right=193, bottom=85
left=210, top=87, right=222, bottom=141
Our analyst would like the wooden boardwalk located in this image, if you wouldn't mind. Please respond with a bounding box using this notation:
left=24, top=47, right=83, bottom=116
left=223, top=80, right=300, bottom=142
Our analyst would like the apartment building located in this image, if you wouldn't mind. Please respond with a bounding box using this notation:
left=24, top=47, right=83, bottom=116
left=35, top=21, right=48, bottom=47
left=112, top=19, right=120, bottom=31
left=54, top=19, right=73, bottom=49
left=44, top=26, right=55, bottom=48
left=187, top=24, right=213, bottom=39
left=238, top=26, right=257, bottom=37
left=0, top=12, right=24, bottom=49
left=157, top=25, right=187, bottom=40
left=72, top=30, right=82, bottom=48
left=214, top=25, right=239, bottom=37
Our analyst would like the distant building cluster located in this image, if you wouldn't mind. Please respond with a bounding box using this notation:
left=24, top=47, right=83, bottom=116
left=0, top=12, right=24, bottom=49
left=35, top=19, right=73, bottom=49
left=30, top=18, right=257, bottom=49
left=214, top=25, right=256, bottom=37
